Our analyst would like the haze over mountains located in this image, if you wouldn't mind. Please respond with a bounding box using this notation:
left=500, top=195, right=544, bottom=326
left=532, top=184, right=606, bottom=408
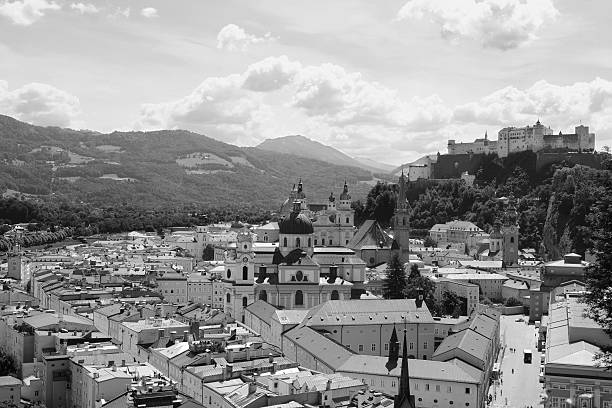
left=257, top=135, right=394, bottom=174
left=0, top=115, right=381, bottom=210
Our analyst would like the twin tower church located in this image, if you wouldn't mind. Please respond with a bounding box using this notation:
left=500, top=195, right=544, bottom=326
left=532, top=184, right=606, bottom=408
left=222, top=173, right=413, bottom=323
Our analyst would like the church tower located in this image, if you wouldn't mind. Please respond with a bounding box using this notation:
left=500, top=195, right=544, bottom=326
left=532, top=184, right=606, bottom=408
left=502, top=196, right=519, bottom=266
left=7, top=226, right=24, bottom=281
left=392, top=169, right=411, bottom=262
left=223, top=230, right=255, bottom=323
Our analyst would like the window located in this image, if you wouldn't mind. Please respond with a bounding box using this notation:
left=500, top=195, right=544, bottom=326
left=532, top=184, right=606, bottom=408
left=465, top=387, right=471, bottom=394
left=322, top=238, right=325, bottom=245
left=314, top=239, right=318, bottom=245
left=391, top=380, right=397, bottom=387
left=227, top=269, right=232, bottom=279
left=242, top=266, right=248, bottom=281
left=329, top=239, right=333, bottom=245
left=409, top=342, right=414, bottom=350
left=283, top=237, right=287, bottom=247
left=331, top=290, right=339, bottom=300
left=346, top=217, right=349, bottom=224
left=295, top=290, right=304, bottom=306
left=242, top=297, right=248, bottom=307
left=372, top=344, right=376, bottom=352
left=603, top=402, right=611, bottom=408
left=434, top=400, right=438, bottom=404
left=510, top=237, right=515, bottom=243
left=426, top=384, right=430, bottom=391
left=384, top=343, right=389, bottom=351
left=308, top=238, right=311, bottom=247
left=35, top=391, right=39, bottom=397
left=359, top=344, right=364, bottom=352
left=448, top=386, right=452, bottom=393
left=436, top=385, right=440, bottom=392
left=450, top=401, right=454, bottom=405
left=259, top=290, right=267, bottom=302
left=296, top=270, right=304, bottom=281
left=296, top=237, right=301, bottom=248
left=424, top=342, right=428, bottom=349
left=226, top=293, right=231, bottom=303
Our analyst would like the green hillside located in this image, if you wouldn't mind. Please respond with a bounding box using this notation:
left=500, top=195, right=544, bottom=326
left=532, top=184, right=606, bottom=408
left=0, top=115, right=373, bottom=210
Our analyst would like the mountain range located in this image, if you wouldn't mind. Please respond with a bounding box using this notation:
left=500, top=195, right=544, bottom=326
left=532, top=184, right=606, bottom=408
left=257, top=135, right=394, bottom=174
left=0, top=115, right=384, bottom=210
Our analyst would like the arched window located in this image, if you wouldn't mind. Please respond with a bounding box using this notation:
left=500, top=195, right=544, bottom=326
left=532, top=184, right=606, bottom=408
left=510, top=236, right=515, bottom=243
left=322, top=238, right=325, bottom=245
left=226, top=269, right=232, bottom=279
left=346, top=217, right=349, bottom=224
left=242, top=297, right=248, bottom=307
left=331, top=290, right=339, bottom=300
left=242, top=266, right=248, bottom=281
left=296, top=237, right=301, bottom=248
left=295, top=290, right=304, bottom=306
left=308, top=238, right=311, bottom=247
left=283, top=237, right=287, bottom=247
left=226, top=293, right=231, bottom=303
left=259, top=290, right=267, bottom=302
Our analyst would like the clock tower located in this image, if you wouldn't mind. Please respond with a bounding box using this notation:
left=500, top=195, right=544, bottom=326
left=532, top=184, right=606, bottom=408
left=223, top=231, right=256, bottom=323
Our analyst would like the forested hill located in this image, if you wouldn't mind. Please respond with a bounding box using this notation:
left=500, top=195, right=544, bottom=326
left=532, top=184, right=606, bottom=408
left=0, top=115, right=374, bottom=210
left=354, top=157, right=612, bottom=259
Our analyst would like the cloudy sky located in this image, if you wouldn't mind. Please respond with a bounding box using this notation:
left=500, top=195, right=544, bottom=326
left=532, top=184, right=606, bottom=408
left=1, top=0, right=611, bottom=165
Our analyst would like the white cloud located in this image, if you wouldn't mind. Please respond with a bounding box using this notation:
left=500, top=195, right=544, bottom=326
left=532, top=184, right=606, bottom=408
left=70, top=2, right=98, bottom=14
left=140, top=7, right=158, bottom=18
left=242, top=56, right=301, bottom=92
left=397, top=0, right=559, bottom=50
left=0, top=0, right=60, bottom=25
left=108, top=6, right=129, bottom=19
left=216, top=23, right=275, bottom=51
left=453, top=78, right=612, bottom=139
left=0, top=81, right=81, bottom=127
left=135, top=54, right=612, bottom=160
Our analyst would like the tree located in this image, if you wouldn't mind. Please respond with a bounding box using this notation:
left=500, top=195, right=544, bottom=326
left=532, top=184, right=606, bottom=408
left=584, top=185, right=612, bottom=367
left=423, top=236, right=437, bottom=248
left=504, top=297, right=522, bottom=307
left=383, top=254, right=407, bottom=299
left=202, top=244, right=215, bottom=261
left=408, top=263, right=420, bottom=279
left=405, top=271, right=436, bottom=312
left=0, top=350, right=17, bottom=376
left=442, top=290, right=464, bottom=317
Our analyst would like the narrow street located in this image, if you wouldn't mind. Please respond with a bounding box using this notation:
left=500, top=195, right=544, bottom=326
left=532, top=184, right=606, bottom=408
left=490, top=315, right=544, bottom=408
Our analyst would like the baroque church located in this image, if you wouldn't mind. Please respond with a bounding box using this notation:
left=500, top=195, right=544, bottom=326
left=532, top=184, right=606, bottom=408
left=223, top=180, right=368, bottom=322
left=477, top=196, right=519, bottom=266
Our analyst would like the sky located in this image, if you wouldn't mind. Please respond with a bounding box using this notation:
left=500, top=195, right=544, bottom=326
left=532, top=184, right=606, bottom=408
left=1, top=0, right=612, bottom=165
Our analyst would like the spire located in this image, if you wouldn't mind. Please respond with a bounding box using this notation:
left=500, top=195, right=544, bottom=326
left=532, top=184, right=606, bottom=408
left=385, top=325, right=399, bottom=372
left=394, top=330, right=415, bottom=408
left=485, top=130, right=488, bottom=140
left=397, top=169, right=408, bottom=212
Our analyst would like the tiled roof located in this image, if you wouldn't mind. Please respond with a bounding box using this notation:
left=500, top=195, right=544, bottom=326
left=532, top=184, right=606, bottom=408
left=304, top=299, right=433, bottom=326
left=284, top=325, right=353, bottom=371
left=337, top=355, right=481, bottom=383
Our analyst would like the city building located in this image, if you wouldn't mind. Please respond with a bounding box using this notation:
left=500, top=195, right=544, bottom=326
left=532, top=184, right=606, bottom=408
left=0, top=376, right=22, bottom=405
left=447, top=132, right=497, bottom=155
left=544, top=290, right=612, bottom=408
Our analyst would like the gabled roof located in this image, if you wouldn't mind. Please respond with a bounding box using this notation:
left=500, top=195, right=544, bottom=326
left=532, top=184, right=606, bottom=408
left=283, top=325, right=353, bottom=371
left=347, top=220, right=393, bottom=250
left=245, top=300, right=278, bottom=323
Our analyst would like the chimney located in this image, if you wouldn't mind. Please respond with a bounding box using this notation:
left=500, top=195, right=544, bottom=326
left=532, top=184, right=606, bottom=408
left=158, top=329, right=165, bottom=338
left=226, top=349, right=234, bottom=363
left=121, top=360, right=126, bottom=367
left=245, top=346, right=251, bottom=361
left=268, top=353, right=274, bottom=363
left=272, top=361, right=277, bottom=374
left=327, top=266, right=338, bottom=284
left=224, top=363, right=233, bottom=380
left=248, top=381, right=257, bottom=395
left=326, top=378, right=333, bottom=390
left=183, top=330, right=190, bottom=342
left=112, top=365, right=117, bottom=372
left=93, top=372, right=99, bottom=379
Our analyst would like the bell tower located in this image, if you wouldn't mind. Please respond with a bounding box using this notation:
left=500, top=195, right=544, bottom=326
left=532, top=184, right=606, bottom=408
left=392, top=169, right=411, bottom=262
left=223, top=230, right=255, bottom=323
left=502, top=196, right=519, bottom=266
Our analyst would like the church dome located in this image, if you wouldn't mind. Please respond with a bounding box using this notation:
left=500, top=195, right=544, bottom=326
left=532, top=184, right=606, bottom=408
left=279, top=212, right=314, bottom=234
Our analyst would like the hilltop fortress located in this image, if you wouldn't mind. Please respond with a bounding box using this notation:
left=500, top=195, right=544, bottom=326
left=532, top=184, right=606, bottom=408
left=447, top=120, right=595, bottom=158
